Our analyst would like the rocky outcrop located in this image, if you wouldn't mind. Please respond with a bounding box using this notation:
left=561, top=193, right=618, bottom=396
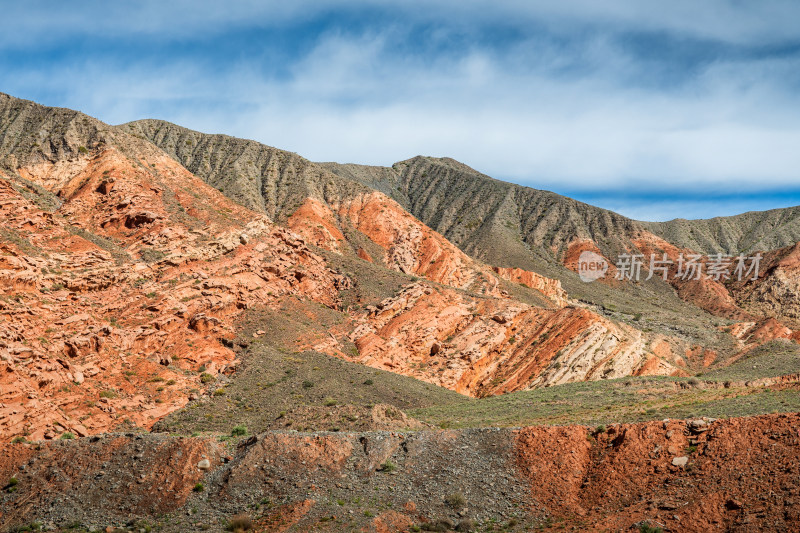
left=727, top=241, right=800, bottom=327
left=286, top=197, right=346, bottom=252
left=515, top=413, right=800, bottom=531
left=492, top=266, right=569, bottom=307
left=306, top=282, right=679, bottom=397
left=0, top=144, right=348, bottom=442
left=333, top=191, right=502, bottom=294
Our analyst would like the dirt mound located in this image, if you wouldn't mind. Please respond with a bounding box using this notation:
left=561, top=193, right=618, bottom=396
left=1, top=413, right=798, bottom=531
left=0, top=433, right=221, bottom=528
left=516, top=413, right=800, bottom=531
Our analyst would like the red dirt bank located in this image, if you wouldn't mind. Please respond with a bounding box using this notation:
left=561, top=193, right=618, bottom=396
left=0, top=413, right=797, bottom=531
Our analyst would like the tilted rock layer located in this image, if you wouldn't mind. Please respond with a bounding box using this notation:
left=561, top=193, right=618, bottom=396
left=305, top=282, right=680, bottom=397
left=0, top=145, right=348, bottom=441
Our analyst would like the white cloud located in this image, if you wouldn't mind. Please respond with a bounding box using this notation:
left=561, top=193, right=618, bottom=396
left=5, top=1, right=800, bottom=46
left=3, top=1, right=800, bottom=220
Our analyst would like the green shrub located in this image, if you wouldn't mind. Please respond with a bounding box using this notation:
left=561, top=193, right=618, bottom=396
left=60, top=432, right=75, bottom=440
left=444, top=492, right=465, bottom=509
left=455, top=519, right=476, bottom=532
left=231, top=425, right=248, bottom=437
left=193, top=482, right=204, bottom=492
left=140, top=248, right=166, bottom=263
left=226, top=514, right=253, bottom=531
left=200, top=372, right=214, bottom=384
left=381, top=460, right=396, bottom=473
left=302, top=380, right=314, bottom=389
left=639, top=525, right=663, bottom=533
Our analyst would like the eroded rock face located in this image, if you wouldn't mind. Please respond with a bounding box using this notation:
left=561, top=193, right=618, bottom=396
left=0, top=433, right=221, bottom=527
left=306, top=282, right=678, bottom=397
left=334, top=191, right=501, bottom=294
left=515, top=413, right=800, bottom=531
left=492, top=266, right=569, bottom=307
left=286, top=197, right=346, bottom=253
left=632, top=232, right=755, bottom=321
left=0, top=147, right=347, bottom=441
left=286, top=191, right=570, bottom=307
left=727, top=242, right=800, bottom=327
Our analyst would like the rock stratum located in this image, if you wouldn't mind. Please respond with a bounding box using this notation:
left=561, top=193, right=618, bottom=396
left=1, top=92, right=800, bottom=531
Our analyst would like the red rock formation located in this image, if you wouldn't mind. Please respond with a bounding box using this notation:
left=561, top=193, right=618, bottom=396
left=515, top=413, right=800, bottom=531
left=286, top=191, right=570, bottom=307
left=564, top=232, right=763, bottom=322
left=3, top=413, right=799, bottom=531
left=728, top=318, right=793, bottom=344
left=0, top=148, right=348, bottom=441
left=633, top=232, right=754, bottom=320
left=333, top=191, right=498, bottom=293
left=563, top=238, right=618, bottom=283
left=492, top=266, right=568, bottom=307
left=286, top=197, right=346, bottom=252
left=305, top=282, right=677, bottom=397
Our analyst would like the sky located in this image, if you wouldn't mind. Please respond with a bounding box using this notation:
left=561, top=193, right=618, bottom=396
left=2, top=0, right=800, bottom=221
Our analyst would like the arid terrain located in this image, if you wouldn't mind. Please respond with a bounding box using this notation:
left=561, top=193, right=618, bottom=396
left=1, top=93, right=800, bottom=532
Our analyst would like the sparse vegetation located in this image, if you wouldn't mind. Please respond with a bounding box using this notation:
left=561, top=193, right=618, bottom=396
left=411, top=375, right=800, bottom=429
left=445, top=492, right=466, bottom=509
left=226, top=514, right=253, bottom=531
left=638, top=524, right=664, bottom=533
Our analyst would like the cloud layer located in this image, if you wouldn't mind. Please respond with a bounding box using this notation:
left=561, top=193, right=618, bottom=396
left=3, top=1, right=800, bottom=220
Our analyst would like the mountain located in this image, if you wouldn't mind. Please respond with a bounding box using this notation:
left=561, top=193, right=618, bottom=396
left=120, top=119, right=800, bottom=336
left=0, top=94, right=351, bottom=441
left=643, top=206, right=800, bottom=255
left=119, top=118, right=370, bottom=221
left=0, top=93, right=688, bottom=440
left=2, top=92, right=800, bottom=532
left=323, top=156, right=800, bottom=259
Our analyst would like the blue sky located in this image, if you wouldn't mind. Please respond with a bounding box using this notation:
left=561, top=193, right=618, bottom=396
left=3, top=1, right=800, bottom=221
